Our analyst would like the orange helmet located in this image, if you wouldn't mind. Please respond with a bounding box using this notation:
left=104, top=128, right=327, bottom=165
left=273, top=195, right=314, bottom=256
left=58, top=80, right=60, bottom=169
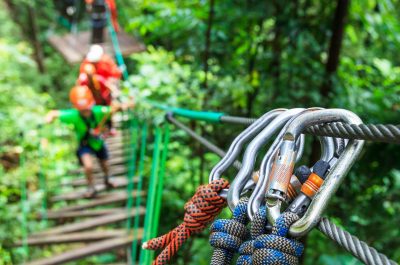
left=69, top=85, right=95, bottom=110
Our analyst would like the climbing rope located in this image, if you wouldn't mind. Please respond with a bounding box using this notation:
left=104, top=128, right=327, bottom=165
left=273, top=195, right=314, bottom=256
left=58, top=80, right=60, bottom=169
left=209, top=198, right=249, bottom=265
left=237, top=206, right=269, bottom=265
left=252, top=212, right=303, bottom=265
left=143, top=179, right=229, bottom=265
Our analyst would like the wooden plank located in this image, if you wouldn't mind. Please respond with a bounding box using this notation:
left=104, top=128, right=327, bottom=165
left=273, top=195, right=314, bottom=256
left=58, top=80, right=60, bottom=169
left=64, top=175, right=135, bottom=188
left=48, top=30, right=145, bottom=64
left=45, top=208, right=125, bottom=220
left=31, top=208, right=146, bottom=237
left=15, top=230, right=127, bottom=247
left=47, top=191, right=145, bottom=214
left=66, top=155, right=129, bottom=176
left=68, top=164, right=128, bottom=178
left=26, top=233, right=143, bottom=265
left=51, top=177, right=131, bottom=202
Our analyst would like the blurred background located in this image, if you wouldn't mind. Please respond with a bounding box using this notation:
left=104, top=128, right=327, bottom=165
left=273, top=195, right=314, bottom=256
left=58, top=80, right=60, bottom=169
left=0, top=0, right=399, bottom=264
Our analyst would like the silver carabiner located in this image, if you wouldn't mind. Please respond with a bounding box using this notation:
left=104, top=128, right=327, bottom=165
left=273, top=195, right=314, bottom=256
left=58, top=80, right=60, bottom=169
left=227, top=108, right=307, bottom=211
left=247, top=109, right=341, bottom=220
left=209, top=108, right=286, bottom=198
left=266, top=109, right=364, bottom=237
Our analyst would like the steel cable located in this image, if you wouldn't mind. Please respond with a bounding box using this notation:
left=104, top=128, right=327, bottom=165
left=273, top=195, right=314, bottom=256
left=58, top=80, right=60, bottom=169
left=318, top=218, right=397, bottom=265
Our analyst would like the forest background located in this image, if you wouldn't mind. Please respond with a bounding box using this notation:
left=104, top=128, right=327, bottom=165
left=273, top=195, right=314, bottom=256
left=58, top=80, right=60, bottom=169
left=0, top=0, right=399, bottom=264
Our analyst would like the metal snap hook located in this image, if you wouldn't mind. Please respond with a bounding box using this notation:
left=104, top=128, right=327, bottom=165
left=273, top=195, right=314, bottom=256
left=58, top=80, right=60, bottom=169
left=265, top=109, right=364, bottom=237
left=226, top=108, right=308, bottom=211
left=247, top=109, right=341, bottom=220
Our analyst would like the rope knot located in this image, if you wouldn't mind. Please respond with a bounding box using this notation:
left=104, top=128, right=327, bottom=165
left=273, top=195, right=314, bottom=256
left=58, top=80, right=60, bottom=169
left=237, top=206, right=268, bottom=265
left=209, top=198, right=250, bottom=264
left=143, top=179, right=229, bottom=265
left=252, top=212, right=304, bottom=265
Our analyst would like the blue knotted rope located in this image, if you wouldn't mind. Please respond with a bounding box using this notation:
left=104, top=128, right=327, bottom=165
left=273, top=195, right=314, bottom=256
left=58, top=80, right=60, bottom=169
left=209, top=198, right=250, bottom=265
left=236, top=206, right=269, bottom=265
left=252, top=212, right=304, bottom=265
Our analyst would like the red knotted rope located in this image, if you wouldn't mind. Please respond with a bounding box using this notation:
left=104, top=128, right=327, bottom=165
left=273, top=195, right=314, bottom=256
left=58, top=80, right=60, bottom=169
left=142, top=178, right=229, bottom=265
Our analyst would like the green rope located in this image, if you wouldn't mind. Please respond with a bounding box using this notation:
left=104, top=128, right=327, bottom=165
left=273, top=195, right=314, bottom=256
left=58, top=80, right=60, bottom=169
left=37, top=131, right=47, bottom=227
left=131, top=121, right=148, bottom=262
left=105, top=4, right=129, bottom=79
left=151, top=123, right=170, bottom=238
left=139, top=126, right=163, bottom=265
left=20, top=150, right=29, bottom=264
left=126, top=118, right=139, bottom=231
left=144, top=100, right=224, bottom=123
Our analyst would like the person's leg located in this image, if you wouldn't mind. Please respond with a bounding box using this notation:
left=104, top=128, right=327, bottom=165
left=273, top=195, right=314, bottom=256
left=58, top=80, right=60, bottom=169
left=80, top=153, right=97, bottom=197
left=81, top=153, right=94, bottom=186
left=97, top=144, right=116, bottom=188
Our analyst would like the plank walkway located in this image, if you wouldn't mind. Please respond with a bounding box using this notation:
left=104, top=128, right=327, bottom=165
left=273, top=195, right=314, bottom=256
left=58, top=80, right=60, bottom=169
left=48, top=30, right=145, bottom=64
left=27, top=233, right=142, bottom=265
left=22, top=126, right=147, bottom=264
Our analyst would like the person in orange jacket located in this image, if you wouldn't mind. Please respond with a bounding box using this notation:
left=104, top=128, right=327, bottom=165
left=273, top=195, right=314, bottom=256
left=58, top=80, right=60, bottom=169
left=78, top=64, right=113, bottom=106
left=45, top=86, right=134, bottom=198
left=85, top=0, right=119, bottom=32
left=80, top=45, right=122, bottom=81
left=78, top=63, right=119, bottom=134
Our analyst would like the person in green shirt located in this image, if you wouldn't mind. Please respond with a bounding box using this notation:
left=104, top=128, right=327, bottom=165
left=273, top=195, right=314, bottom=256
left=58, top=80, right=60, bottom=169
left=46, top=85, right=134, bottom=197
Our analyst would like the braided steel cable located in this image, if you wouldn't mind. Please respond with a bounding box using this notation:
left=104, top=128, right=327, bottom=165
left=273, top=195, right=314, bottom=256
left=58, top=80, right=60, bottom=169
left=306, top=123, right=400, bottom=144
left=166, top=113, right=242, bottom=169
left=318, top=218, right=397, bottom=265
left=221, top=115, right=400, bottom=144
left=220, top=116, right=257, bottom=125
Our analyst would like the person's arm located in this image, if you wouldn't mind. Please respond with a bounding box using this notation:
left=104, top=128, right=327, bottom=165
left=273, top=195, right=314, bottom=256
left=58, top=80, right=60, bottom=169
left=45, top=110, right=60, bottom=124
left=46, top=109, right=77, bottom=124
left=110, top=99, right=135, bottom=114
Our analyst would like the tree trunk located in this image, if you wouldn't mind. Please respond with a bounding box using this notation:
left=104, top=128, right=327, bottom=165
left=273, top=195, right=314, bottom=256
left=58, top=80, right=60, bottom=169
left=320, top=0, right=350, bottom=98
left=309, top=0, right=350, bottom=166
left=203, top=0, right=215, bottom=90
left=27, top=4, right=46, bottom=74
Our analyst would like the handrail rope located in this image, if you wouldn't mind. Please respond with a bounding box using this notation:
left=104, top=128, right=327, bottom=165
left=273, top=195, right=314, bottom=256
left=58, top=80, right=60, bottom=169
left=19, top=149, right=29, bottom=264
left=166, top=115, right=397, bottom=265
left=140, top=126, right=163, bottom=265
left=125, top=118, right=139, bottom=231
left=105, top=4, right=129, bottom=79
left=131, top=121, right=148, bottom=262
left=37, top=126, right=48, bottom=227
left=166, top=113, right=241, bottom=169
left=151, top=123, right=170, bottom=237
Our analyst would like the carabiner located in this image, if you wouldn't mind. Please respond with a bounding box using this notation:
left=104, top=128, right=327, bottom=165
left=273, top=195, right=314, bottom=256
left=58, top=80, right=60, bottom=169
left=266, top=109, right=364, bottom=237
left=209, top=108, right=285, bottom=183
left=247, top=109, right=341, bottom=220
left=227, top=108, right=307, bottom=211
